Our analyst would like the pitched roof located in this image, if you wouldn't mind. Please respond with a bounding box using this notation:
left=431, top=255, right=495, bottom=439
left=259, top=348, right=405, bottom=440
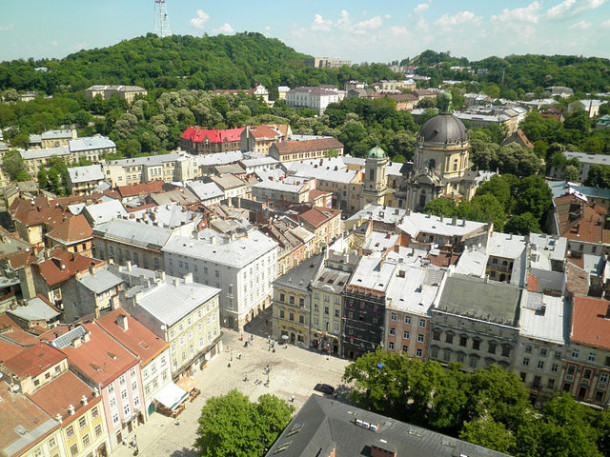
left=2, top=343, right=66, bottom=378
left=50, top=323, right=138, bottom=385
left=248, top=125, right=283, bottom=140
left=6, top=295, right=61, bottom=323
left=45, top=214, right=92, bottom=244
left=36, top=248, right=102, bottom=287
left=96, top=309, right=168, bottom=366
left=275, top=137, right=344, bottom=155
left=0, top=314, right=40, bottom=347
left=26, top=371, right=101, bottom=425
left=553, top=195, right=610, bottom=244
left=571, top=296, right=610, bottom=350
left=0, top=380, right=58, bottom=457
left=118, top=180, right=165, bottom=198
left=9, top=196, right=66, bottom=229
left=180, top=127, right=244, bottom=144
left=298, top=207, right=341, bottom=229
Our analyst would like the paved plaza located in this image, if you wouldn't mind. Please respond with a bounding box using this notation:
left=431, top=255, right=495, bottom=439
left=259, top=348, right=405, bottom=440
left=111, top=328, right=351, bottom=457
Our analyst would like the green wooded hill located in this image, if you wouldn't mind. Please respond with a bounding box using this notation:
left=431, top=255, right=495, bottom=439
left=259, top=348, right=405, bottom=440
left=0, top=32, right=400, bottom=95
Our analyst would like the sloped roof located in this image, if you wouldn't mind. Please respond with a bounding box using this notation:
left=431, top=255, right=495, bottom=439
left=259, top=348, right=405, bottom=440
left=554, top=195, right=610, bottom=243
left=180, top=127, right=244, bottom=144
left=3, top=342, right=66, bottom=378
left=96, top=309, right=168, bottom=366
left=118, top=180, right=165, bottom=198
left=275, top=137, right=344, bottom=155
left=299, top=207, right=341, bottom=229
left=9, top=196, right=66, bottom=228
left=571, top=296, right=610, bottom=350
left=6, top=295, right=60, bottom=323
left=36, top=248, right=102, bottom=287
left=46, top=214, right=92, bottom=244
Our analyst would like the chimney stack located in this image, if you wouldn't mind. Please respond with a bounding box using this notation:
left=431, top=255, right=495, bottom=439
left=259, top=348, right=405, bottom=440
left=68, top=404, right=75, bottom=415
left=117, top=314, right=129, bottom=331
left=81, top=395, right=88, bottom=406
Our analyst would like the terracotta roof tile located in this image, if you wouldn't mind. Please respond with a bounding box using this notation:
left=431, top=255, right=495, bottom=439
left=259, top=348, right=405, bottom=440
left=36, top=248, right=102, bottom=287
left=299, top=207, right=341, bottom=228
left=53, top=323, right=139, bottom=386
left=571, top=296, right=610, bottom=350
left=9, top=196, right=67, bottom=229
left=118, top=180, right=165, bottom=198
left=46, top=214, right=92, bottom=244
left=2, top=342, right=66, bottom=378
left=180, top=127, right=244, bottom=144
left=0, top=314, right=39, bottom=347
left=553, top=195, right=610, bottom=243
left=27, top=371, right=102, bottom=424
left=275, top=138, right=344, bottom=155
left=96, top=309, right=168, bottom=366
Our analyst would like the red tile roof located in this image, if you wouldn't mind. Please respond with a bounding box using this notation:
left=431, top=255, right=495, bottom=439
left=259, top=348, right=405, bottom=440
left=553, top=195, right=610, bottom=244
left=180, top=127, right=244, bottom=144
left=2, top=342, right=66, bottom=378
left=46, top=214, right=92, bottom=244
left=248, top=125, right=283, bottom=140
left=299, top=207, right=341, bottom=228
left=565, top=261, right=589, bottom=296
left=55, top=323, right=139, bottom=385
left=96, top=309, right=168, bottom=366
left=27, top=371, right=102, bottom=425
left=0, top=340, right=26, bottom=362
left=118, top=180, right=165, bottom=198
left=0, top=314, right=39, bottom=347
left=0, top=380, right=58, bottom=457
left=9, top=196, right=67, bottom=229
left=571, top=296, right=610, bottom=350
left=275, top=138, right=344, bottom=155
left=36, top=248, right=102, bottom=287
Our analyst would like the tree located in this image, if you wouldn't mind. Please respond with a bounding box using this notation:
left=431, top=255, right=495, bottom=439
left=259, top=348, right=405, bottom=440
left=423, top=199, right=458, bottom=217
left=584, top=164, right=610, bottom=188
left=505, top=212, right=541, bottom=235
left=460, top=417, right=517, bottom=454
left=2, top=150, right=28, bottom=181
left=37, top=168, right=48, bottom=189
left=514, top=175, right=552, bottom=220
left=195, top=390, right=293, bottom=457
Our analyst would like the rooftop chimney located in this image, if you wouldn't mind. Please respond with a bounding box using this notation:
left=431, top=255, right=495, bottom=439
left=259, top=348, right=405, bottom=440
left=55, top=413, right=63, bottom=423
left=117, top=314, right=129, bottom=331
left=80, top=395, right=88, bottom=406
left=68, top=404, right=75, bottom=415
left=72, top=337, right=82, bottom=349
left=82, top=332, right=91, bottom=343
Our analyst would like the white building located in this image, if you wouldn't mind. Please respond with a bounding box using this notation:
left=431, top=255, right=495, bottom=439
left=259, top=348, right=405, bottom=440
left=163, top=229, right=278, bottom=331
left=285, top=86, right=340, bottom=115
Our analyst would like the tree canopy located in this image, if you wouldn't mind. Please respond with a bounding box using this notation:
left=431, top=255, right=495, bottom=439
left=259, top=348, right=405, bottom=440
left=194, top=390, right=294, bottom=457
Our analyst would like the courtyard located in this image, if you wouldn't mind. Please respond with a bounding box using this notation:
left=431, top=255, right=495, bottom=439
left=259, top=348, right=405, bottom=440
left=111, top=328, right=351, bottom=457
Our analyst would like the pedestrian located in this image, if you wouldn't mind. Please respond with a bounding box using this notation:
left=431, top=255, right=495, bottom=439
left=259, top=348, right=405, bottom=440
left=238, top=352, right=242, bottom=359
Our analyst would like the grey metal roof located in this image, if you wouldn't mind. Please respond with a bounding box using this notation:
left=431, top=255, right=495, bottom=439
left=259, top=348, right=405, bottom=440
left=50, top=325, right=87, bottom=349
left=273, top=254, right=324, bottom=291
left=69, top=136, right=115, bottom=153
left=419, top=113, right=468, bottom=144
left=77, top=269, right=123, bottom=294
left=94, top=219, right=173, bottom=248
left=266, top=395, right=513, bottom=457
left=67, top=164, right=105, bottom=184
left=7, top=297, right=60, bottom=322
left=437, top=274, right=521, bottom=326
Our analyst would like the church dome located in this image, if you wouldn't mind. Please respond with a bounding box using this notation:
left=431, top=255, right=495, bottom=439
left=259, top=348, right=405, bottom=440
left=418, top=113, right=469, bottom=144
left=367, top=145, right=386, bottom=159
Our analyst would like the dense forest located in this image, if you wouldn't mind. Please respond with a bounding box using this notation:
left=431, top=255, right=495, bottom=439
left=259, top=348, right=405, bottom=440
left=0, top=33, right=401, bottom=94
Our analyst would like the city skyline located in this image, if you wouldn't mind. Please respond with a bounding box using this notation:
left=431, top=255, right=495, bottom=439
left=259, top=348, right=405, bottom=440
left=1, top=0, right=610, bottom=64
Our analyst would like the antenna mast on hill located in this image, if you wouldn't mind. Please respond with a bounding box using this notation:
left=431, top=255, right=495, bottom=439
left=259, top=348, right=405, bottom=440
left=154, top=0, right=171, bottom=38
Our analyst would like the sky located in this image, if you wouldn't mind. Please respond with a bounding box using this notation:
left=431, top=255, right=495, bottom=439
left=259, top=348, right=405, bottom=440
left=1, top=0, right=610, bottom=64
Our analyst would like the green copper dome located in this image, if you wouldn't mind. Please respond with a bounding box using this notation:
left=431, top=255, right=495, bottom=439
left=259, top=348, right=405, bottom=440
left=367, top=145, right=386, bottom=159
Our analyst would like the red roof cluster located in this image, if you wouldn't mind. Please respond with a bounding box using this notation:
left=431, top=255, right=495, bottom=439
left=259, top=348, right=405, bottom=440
left=553, top=194, right=610, bottom=244
left=3, top=342, right=66, bottom=378
left=46, top=214, right=92, bottom=244
left=181, top=127, right=244, bottom=144
left=118, top=180, right=165, bottom=198
left=36, top=248, right=102, bottom=287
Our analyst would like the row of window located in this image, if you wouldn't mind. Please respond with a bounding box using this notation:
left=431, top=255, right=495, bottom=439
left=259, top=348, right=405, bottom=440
left=387, top=342, right=423, bottom=357
left=389, top=313, right=426, bottom=327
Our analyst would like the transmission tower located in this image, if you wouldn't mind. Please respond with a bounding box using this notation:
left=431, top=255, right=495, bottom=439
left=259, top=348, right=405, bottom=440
left=154, top=0, right=171, bottom=38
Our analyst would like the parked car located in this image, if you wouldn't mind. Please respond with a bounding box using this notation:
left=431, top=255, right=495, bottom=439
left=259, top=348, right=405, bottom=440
left=314, top=383, right=335, bottom=394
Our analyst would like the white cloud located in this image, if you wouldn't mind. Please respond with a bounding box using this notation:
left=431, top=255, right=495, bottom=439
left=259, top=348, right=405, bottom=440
left=190, top=10, right=210, bottom=30
left=214, top=23, right=234, bottom=34
left=414, top=3, right=429, bottom=14
left=603, top=18, right=610, bottom=27
left=390, top=26, right=409, bottom=36
left=74, top=42, right=87, bottom=51
left=50, top=41, right=58, bottom=47
left=570, top=19, right=592, bottom=29
left=337, top=10, right=350, bottom=27
left=546, top=0, right=606, bottom=20
left=311, top=13, right=333, bottom=31
left=491, top=2, right=541, bottom=24
left=354, top=16, right=383, bottom=31
left=0, top=24, right=14, bottom=31
left=435, top=11, right=481, bottom=31
left=384, top=14, right=392, bottom=19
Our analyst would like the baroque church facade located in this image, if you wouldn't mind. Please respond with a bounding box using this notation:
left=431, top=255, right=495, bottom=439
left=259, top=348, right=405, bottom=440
left=361, top=93, right=482, bottom=212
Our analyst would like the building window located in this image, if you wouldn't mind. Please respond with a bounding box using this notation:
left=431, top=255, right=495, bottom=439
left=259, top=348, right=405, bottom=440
left=82, top=434, right=90, bottom=447
left=66, top=425, right=75, bottom=439
left=432, top=330, right=440, bottom=341
left=417, top=334, right=424, bottom=343
left=49, top=438, right=57, bottom=449
left=79, top=416, right=87, bottom=429
left=502, top=346, right=511, bottom=357
left=488, top=341, right=497, bottom=354
left=584, top=369, right=592, bottom=380
left=299, top=315, right=304, bottom=324
left=600, top=372, right=609, bottom=384
left=279, top=309, right=285, bottom=319
left=389, top=327, right=395, bottom=336
left=523, top=357, right=530, bottom=366
left=469, top=357, right=478, bottom=369
left=416, top=348, right=423, bottom=358
left=445, top=334, right=453, bottom=344
left=459, top=336, right=467, bottom=347
left=324, top=306, right=329, bottom=315
left=551, top=363, right=558, bottom=373
left=572, top=349, right=579, bottom=359
left=457, top=353, right=465, bottom=363
left=431, top=347, right=439, bottom=358
left=70, top=444, right=79, bottom=457
left=472, top=339, right=481, bottom=350
left=388, top=342, right=394, bottom=350
left=403, top=331, right=410, bottom=340
left=91, top=406, right=99, bottom=419
left=390, top=313, right=397, bottom=321
left=537, top=361, right=544, bottom=370
left=525, top=345, right=532, bottom=353
left=404, top=316, right=411, bottom=325
left=540, top=348, right=548, bottom=357
left=418, top=319, right=426, bottom=328
left=589, top=352, right=596, bottom=362
left=548, top=379, right=555, bottom=389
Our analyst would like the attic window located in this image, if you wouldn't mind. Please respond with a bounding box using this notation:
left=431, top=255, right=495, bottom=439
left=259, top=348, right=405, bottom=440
left=107, top=352, right=118, bottom=360
left=90, top=363, right=101, bottom=372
